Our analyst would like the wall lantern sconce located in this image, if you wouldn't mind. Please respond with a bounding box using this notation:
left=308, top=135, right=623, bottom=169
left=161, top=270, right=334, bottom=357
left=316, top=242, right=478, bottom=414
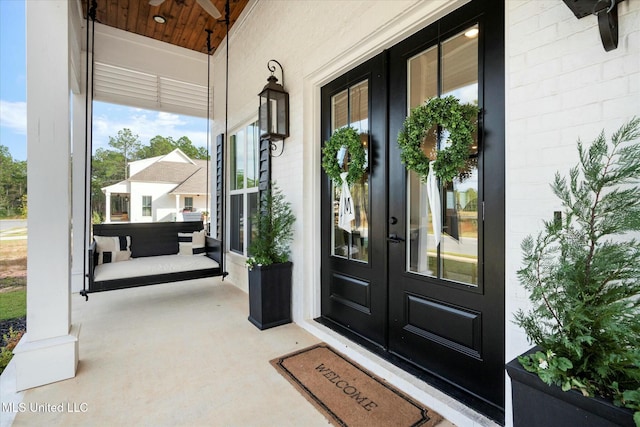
left=258, top=60, right=289, bottom=152
left=562, top=0, right=624, bottom=51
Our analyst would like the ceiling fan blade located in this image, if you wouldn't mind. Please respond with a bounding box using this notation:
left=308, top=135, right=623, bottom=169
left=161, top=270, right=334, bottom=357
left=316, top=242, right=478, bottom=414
left=196, top=0, right=222, bottom=19
left=149, top=0, right=165, bottom=6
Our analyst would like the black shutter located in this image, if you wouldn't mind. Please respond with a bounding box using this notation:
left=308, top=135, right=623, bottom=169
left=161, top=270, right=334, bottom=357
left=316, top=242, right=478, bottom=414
left=216, top=133, right=225, bottom=240
left=258, top=138, right=271, bottom=204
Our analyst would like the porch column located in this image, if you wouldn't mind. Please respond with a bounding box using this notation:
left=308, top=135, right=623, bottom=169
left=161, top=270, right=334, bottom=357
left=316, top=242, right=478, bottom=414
left=105, top=191, right=111, bottom=223
left=14, top=0, right=80, bottom=391
left=175, top=194, right=180, bottom=220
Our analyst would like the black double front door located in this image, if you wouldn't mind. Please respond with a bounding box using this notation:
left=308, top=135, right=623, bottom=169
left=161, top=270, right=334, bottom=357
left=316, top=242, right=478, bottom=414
left=320, top=0, right=505, bottom=415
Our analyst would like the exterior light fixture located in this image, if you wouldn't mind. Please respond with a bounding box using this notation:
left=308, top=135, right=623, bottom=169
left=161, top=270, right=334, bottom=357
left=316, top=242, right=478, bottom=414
left=153, top=15, right=167, bottom=24
left=258, top=60, right=289, bottom=149
left=562, top=0, right=623, bottom=51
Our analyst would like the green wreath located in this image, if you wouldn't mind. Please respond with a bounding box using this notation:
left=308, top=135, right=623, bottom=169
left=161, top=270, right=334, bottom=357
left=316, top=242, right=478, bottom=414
left=397, top=96, right=479, bottom=183
left=322, top=126, right=367, bottom=186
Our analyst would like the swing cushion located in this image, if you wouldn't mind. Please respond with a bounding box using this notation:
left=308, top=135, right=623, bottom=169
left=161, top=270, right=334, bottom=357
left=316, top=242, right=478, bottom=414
left=93, top=254, right=218, bottom=282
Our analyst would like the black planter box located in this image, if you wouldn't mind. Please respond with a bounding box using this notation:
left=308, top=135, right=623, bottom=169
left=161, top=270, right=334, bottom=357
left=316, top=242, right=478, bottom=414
left=506, top=351, right=635, bottom=427
left=248, top=262, right=292, bottom=330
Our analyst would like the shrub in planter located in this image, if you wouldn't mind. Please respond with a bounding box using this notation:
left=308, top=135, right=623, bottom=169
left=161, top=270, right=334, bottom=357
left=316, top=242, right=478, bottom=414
left=246, top=185, right=295, bottom=270
left=512, top=118, right=640, bottom=426
left=246, top=185, right=295, bottom=330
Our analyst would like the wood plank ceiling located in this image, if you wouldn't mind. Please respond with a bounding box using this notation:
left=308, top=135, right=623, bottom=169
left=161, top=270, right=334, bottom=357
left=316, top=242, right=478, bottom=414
left=82, top=0, right=249, bottom=54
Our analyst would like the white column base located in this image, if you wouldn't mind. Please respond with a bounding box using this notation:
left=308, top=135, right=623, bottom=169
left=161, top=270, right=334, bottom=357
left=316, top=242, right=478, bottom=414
left=13, top=324, right=81, bottom=391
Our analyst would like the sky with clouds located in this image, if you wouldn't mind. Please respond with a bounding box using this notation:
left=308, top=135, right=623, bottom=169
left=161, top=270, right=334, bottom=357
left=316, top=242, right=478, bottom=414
left=0, top=0, right=207, bottom=162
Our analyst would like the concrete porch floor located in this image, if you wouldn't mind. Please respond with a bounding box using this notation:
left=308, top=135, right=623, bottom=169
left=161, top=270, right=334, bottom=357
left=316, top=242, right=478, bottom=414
left=4, top=278, right=467, bottom=426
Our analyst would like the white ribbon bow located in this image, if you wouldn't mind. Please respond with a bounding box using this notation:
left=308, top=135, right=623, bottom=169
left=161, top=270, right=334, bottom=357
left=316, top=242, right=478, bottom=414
left=338, top=172, right=355, bottom=232
left=426, top=161, right=441, bottom=247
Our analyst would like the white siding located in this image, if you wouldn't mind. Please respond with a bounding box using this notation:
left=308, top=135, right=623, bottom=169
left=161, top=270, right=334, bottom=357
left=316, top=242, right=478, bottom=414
left=129, top=182, right=178, bottom=223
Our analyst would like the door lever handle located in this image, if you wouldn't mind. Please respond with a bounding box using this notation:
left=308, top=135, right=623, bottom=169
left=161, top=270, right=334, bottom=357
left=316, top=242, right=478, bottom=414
left=387, top=233, right=405, bottom=243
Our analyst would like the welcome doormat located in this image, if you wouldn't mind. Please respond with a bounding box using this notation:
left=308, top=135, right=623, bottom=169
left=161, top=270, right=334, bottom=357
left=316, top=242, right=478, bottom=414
left=271, top=344, right=444, bottom=427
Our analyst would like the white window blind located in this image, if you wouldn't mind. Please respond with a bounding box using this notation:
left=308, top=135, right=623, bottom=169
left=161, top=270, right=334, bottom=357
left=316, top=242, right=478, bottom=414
left=93, top=62, right=210, bottom=118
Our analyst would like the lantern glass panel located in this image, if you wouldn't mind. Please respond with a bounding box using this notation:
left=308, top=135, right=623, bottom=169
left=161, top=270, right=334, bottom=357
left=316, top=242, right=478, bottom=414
left=259, top=91, right=288, bottom=139
left=275, top=92, right=287, bottom=136
left=259, top=92, right=270, bottom=137
left=269, top=97, right=279, bottom=134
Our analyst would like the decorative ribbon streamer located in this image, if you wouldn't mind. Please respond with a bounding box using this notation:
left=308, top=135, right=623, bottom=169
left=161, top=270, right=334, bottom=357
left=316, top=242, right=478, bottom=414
left=426, top=161, right=442, bottom=247
left=338, top=172, right=355, bottom=232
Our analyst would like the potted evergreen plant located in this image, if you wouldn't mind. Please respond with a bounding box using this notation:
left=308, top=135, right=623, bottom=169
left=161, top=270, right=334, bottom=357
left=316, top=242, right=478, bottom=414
left=246, top=184, right=295, bottom=330
left=506, top=118, right=640, bottom=427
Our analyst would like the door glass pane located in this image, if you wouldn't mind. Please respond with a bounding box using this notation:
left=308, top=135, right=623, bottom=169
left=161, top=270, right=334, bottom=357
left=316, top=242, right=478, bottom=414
left=406, top=25, right=479, bottom=286
left=407, top=46, right=438, bottom=277
left=330, top=82, right=370, bottom=263
left=441, top=26, right=478, bottom=286
left=408, top=46, right=437, bottom=109
left=348, top=82, right=369, bottom=262
left=331, top=89, right=349, bottom=258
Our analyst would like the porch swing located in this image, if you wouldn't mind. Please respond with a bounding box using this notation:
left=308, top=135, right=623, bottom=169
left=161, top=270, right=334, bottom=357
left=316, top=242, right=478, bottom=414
left=80, top=0, right=230, bottom=300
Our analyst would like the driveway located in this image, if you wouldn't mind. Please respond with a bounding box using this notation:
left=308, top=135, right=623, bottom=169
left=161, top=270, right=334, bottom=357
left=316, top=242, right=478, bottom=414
left=0, top=219, right=27, bottom=231
left=0, top=219, right=27, bottom=240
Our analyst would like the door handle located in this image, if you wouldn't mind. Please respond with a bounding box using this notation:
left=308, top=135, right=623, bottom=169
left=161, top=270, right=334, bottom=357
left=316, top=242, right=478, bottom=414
left=387, top=233, right=405, bottom=243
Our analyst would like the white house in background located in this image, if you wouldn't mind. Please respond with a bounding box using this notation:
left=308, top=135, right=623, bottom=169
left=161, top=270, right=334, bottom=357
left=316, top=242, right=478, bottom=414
left=101, top=148, right=210, bottom=223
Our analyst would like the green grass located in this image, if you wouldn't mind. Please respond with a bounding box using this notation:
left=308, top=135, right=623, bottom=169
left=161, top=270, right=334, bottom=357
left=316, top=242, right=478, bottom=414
left=0, top=289, right=26, bottom=321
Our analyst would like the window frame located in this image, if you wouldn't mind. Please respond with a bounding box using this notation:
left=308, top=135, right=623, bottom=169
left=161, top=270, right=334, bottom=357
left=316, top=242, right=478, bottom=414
left=184, top=196, right=193, bottom=211
left=228, top=120, right=260, bottom=256
left=142, top=195, right=152, bottom=217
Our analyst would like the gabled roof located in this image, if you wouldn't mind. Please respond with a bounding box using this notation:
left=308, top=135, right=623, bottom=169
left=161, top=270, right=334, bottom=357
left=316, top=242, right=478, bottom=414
left=169, top=159, right=209, bottom=195
left=102, top=149, right=210, bottom=195
left=128, top=160, right=200, bottom=184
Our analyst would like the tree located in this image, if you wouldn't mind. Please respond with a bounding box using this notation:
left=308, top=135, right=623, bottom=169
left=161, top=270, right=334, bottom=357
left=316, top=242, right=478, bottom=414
left=175, top=136, right=209, bottom=160
left=0, top=145, right=27, bottom=218
left=91, top=148, right=126, bottom=219
left=108, top=128, right=142, bottom=178
left=137, top=136, right=176, bottom=159
left=136, top=135, right=209, bottom=160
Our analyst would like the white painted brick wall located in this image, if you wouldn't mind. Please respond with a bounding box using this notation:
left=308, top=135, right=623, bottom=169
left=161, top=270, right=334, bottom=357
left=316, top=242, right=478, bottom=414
left=506, top=0, right=639, bottom=354
left=505, top=1, right=639, bottom=423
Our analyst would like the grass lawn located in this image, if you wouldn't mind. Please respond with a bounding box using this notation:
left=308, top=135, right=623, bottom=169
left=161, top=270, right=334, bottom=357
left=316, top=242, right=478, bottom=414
left=0, top=234, right=27, bottom=320
left=0, top=289, right=26, bottom=320
left=0, top=228, right=27, bottom=374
